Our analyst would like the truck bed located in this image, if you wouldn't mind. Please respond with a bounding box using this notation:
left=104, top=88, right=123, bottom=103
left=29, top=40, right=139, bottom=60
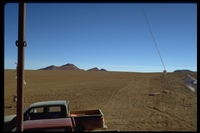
left=69, top=109, right=106, bottom=130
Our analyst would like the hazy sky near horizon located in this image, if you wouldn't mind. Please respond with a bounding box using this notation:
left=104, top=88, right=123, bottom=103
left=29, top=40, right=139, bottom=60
left=4, top=3, right=197, bottom=72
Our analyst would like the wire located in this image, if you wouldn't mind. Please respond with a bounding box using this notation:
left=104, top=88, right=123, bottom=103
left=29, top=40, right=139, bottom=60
left=140, top=4, right=166, bottom=72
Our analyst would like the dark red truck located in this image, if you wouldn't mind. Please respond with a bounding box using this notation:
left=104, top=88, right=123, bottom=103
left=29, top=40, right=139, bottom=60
left=11, top=117, right=120, bottom=132
left=4, top=100, right=109, bottom=131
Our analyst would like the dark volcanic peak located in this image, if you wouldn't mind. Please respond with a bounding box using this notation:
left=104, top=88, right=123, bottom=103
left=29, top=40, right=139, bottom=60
left=61, top=63, right=75, bottom=67
left=173, top=69, right=195, bottom=73
left=100, top=68, right=107, bottom=71
left=60, top=63, right=79, bottom=70
left=87, top=67, right=99, bottom=71
left=87, top=67, right=107, bottom=71
left=39, top=63, right=80, bottom=70
left=39, top=65, right=58, bottom=70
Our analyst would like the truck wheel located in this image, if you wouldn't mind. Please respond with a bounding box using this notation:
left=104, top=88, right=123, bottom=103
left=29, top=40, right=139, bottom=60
left=76, top=125, right=86, bottom=131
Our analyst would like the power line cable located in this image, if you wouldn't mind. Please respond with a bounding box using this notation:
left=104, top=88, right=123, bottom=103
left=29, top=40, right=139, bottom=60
left=140, top=4, right=167, bottom=73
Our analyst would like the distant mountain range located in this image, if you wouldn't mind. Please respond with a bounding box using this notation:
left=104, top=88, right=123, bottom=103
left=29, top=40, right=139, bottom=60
left=87, top=67, right=107, bottom=71
left=38, top=63, right=107, bottom=71
left=38, top=64, right=195, bottom=73
left=173, top=69, right=196, bottom=73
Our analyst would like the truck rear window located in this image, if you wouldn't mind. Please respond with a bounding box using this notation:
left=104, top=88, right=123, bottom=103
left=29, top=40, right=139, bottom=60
left=49, top=106, right=61, bottom=112
left=46, top=106, right=64, bottom=118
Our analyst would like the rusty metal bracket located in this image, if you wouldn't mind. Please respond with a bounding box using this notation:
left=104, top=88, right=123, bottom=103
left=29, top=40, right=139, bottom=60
left=23, top=41, right=27, bottom=47
left=15, top=41, right=18, bottom=46
left=15, top=41, right=27, bottom=47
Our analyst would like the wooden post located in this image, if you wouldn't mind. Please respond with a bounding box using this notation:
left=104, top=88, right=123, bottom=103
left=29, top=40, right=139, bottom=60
left=16, top=2, right=26, bottom=131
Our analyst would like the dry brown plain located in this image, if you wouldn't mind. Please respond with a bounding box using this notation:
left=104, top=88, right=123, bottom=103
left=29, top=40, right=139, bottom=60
left=4, top=69, right=197, bottom=131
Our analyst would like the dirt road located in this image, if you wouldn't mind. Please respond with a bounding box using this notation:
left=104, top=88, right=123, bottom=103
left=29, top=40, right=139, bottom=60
left=100, top=73, right=197, bottom=131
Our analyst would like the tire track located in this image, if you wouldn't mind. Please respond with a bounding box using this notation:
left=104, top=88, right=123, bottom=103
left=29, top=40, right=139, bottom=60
left=102, top=74, right=154, bottom=130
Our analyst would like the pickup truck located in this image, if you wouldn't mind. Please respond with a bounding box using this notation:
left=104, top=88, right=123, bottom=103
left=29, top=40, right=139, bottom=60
left=4, top=100, right=107, bottom=131
left=11, top=117, right=120, bottom=132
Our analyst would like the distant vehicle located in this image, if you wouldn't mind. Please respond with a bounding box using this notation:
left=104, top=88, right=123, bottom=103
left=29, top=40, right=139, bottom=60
left=4, top=100, right=108, bottom=131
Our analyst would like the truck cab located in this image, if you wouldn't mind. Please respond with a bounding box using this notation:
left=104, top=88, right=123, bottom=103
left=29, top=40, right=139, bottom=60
left=4, top=100, right=69, bottom=131
left=24, top=100, right=69, bottom=120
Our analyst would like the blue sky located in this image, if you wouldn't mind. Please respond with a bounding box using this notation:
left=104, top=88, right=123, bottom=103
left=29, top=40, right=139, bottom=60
left=4, top=3, right=197, bottom=72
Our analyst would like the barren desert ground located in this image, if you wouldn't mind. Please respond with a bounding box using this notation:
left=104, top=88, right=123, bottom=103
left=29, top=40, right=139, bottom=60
left=4, top=70, right=197, bottom=131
